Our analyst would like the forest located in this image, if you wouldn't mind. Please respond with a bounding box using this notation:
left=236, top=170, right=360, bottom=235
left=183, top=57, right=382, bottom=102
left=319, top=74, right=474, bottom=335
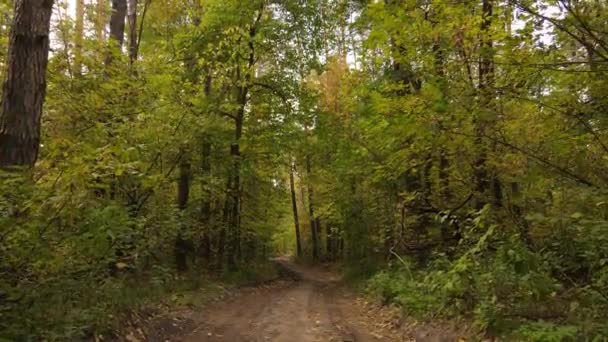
left=1, top=0, right=608, bottom=340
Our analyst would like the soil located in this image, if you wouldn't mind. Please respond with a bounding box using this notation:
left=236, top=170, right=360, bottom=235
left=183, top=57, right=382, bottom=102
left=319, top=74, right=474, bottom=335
left=133, top=258, right=471, bottom=342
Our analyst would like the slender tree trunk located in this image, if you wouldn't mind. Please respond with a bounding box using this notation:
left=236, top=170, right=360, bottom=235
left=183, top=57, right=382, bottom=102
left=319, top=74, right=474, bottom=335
left=289, top=161, right=303, bottom=258
left=326, top=224, right=334, bottom=260
left=127, top=0, right=138, bottom=64
left=0, top=0, right=54, bottom=168
left=224, top=6, right=262, bottom=268
left=96, top=0, right=106, bottom=43
left=177, top=155, right=191, bottom=211
left=306, top=153, right=319, bottom=262
left=218, top=175, right=231, bottom=269
left=432, top=36, right=451, bottom=203
left=227, top=108, right=243, bottom=270
left=315, top=217, right=322, bottom=259
left=199, top=138, right=212, bottom=261
left=175, top=151, right=192, bottom=273
left=474, top=0, right=500, bottom=209
left=439, top=150, right=450, bottom=200
left=511, top=182, right=532, bottom=246
left=74, top=0, right=85, bottom=74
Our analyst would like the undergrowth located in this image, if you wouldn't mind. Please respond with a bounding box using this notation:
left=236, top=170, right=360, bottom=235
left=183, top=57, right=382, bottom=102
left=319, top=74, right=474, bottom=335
left=365, top=208, right=608, bottom=341
left=0, top=261, right=276, bottom=341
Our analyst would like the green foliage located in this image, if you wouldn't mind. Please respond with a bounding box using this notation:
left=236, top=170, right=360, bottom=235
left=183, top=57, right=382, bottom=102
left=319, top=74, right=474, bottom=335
left=366, top=218, right=608, bottom=339
left=512, top=322, right=579, bottom=342
left=2, top=0, right=608, bottom=339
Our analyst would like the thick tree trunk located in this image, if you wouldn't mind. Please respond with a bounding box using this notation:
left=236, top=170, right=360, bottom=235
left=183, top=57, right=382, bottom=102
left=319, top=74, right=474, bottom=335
left=0, top=0, right=54, bottom=168
left=127, top=0, right=138, bottom=63
left=109, top=0, right=127, bottom=46
left=289, top=161, right=303, bottom=258
left=106, top=0, right=126, bottom=66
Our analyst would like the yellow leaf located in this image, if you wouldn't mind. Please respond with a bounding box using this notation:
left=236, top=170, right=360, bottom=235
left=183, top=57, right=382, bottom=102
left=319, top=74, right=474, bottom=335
left=115, top=262, right=128, bottom=270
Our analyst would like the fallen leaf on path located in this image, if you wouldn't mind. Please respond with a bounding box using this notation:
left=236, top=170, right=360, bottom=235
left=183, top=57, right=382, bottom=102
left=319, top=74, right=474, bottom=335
left=125, top=332, right=141, bottom=342
left=371, top=332, right=384, bottom=339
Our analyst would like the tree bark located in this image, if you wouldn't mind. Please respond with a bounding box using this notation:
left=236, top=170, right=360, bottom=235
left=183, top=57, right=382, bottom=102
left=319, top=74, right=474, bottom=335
left=326, top=223, right=333, bottom=260
left=224, top=5, right=263, bottom=269
left=96, top=0, right=106, bottom=43
left=127, top=0, right=138, bottom=64
left=0, top=0, right=54, bottom=168
left=175, top=151, right=192, bottom=272
left=199, top=138, right=212, bottom=261
left=306, top=153, right=319, bottom=262
left=109, top=0, right=127, bottom=46
left=289, top=161, right=303, bottom=258
left=226, top=105, right=243, bottom=270
left=106, top=0, right=126, bottom=66
left=74, top=0, right=85, bottom=74
left=218, top=175, right=231, bottom=268
left=474, top=0, right=502, bottom=209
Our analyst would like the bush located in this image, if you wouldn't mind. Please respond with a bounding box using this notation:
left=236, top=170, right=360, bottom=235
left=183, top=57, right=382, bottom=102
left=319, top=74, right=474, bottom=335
left=365, top=218, right=608, bottom=340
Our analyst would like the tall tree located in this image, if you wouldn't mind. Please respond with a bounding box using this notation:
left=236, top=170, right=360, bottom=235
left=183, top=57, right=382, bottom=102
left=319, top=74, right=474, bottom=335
left=127, top=0, right=138, bottom=63
left=306, top=152, right=319, bottom=261
left=0, top=0, right=54, bottom=168
left=289, top=160, right=303, bottom=257
left=473, top=0, right=501, bottom=208
left=175, top=150, right=192, bottom=272
left=96, top=0, right=106, bottom=43
left=224, top=2, right=265, bottom=269
left=108, top=0, right=127, bottom=56
left=74, top=0, right=85, bottom=74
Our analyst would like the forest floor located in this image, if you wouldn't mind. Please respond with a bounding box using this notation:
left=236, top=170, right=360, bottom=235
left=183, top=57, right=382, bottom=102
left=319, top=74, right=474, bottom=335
left=129, top=258, right=471, bottom=342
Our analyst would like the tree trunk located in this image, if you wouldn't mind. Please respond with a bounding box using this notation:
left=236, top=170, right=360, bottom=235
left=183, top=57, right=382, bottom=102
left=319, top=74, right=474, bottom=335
left=439, top=150, right=450, bottom=201
left=199, top=138, right=212, bottom=261
left=227, top=110, right=243, bottom=270
left=306, top=154, right=319, bottom=262
left=218, top=176, right=231, bottom=269
left=96, top=0, right=106, bottom=43
left=106, top=0, right=126, bottom=65
left=175, top=152, right=192, bottom=273
left=0, top=0, right=54, bottom=168
left=74, top=0, right=85, bottom=74
left=315, top=217, right=322, bottom=259
left=109, top=0, right=127, bottom=45
left=177, top=155, right=191, bottom=211
left=289, top=161, right=303, bottom=258
left=127, top=0, right=138, bottom=64
left=224, top=5, right=262, bottom=268
left=474, top=0, right=500, bottom=209
left=326, top=224, right=334, bottom=260
left=511, top=182, right=532, bottom=246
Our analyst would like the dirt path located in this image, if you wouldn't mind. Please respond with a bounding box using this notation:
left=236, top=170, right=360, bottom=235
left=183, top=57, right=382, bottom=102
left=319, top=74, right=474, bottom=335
left=179, top=258, right=400, bottom=342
